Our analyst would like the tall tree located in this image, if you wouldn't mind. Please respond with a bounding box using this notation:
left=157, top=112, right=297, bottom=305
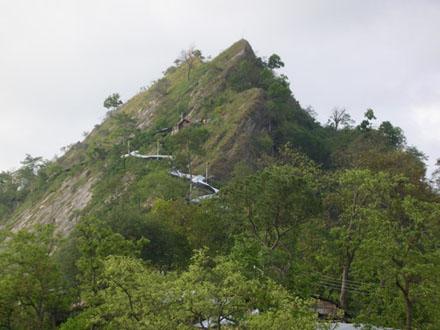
left=223, top=163, right=320, bottom=284
left=358, top=108, right=377, bottom=131
left=103, top=93, right=123, bottom=111
left=327, top=107, right=354, bottom=130
left=179, top=47, right=203, bottom=80
left=75, top=217, right=145, bottom=305
left=378, top=121, right=406, bottom=149
left=267, top=53, right=285, bottom=69
left=225, top=165, right=319, bottom=252
left=0, top=225, right=71, bottom=329
left=357, top=189, right=440, bottom=330
left=323, top=169, right=393, bottom=313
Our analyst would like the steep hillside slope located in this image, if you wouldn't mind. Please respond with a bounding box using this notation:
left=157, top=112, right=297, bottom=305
left=3, top=39, right=324, bottom=234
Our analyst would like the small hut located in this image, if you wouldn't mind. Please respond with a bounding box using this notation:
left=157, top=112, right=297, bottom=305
left=313, top=298, right=339, bottom=318
left=172, top=115, right=191, bottom=135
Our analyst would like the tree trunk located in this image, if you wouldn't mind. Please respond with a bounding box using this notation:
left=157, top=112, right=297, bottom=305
left=339, top=263, right=349, bottom=312
left=187, top=63, right=192, bottom=81
left=397, top=277, right=413, bottom=330
left=404, top=295, right=413, bottom=330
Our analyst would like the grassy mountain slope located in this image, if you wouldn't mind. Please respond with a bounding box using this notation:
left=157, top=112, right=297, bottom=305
left=2, top=39, right=325, bottom=234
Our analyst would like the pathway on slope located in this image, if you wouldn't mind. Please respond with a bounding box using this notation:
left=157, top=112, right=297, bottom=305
left=122, top=150, right=220, bottom=203
left=121, top=150, right=173, bottom=160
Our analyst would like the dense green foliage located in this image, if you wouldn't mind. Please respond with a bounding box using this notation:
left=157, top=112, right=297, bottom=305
left=0, top=225, right=71, bottom=329
left=1, top=40, right=439, bottom=329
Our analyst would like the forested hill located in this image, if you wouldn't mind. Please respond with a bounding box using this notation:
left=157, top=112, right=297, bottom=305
left=0, top=40, right=439, bottom=329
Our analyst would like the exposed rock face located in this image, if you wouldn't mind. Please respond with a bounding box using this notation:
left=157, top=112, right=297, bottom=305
left=135, top=98, right=159, bottom=130
left=11, top=171, right=96, bottom=235
left=222, top=39, right=256, bottom=76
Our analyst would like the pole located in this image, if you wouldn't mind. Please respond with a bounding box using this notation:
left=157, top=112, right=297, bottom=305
left=156, top=141, right=160, bottom=160
left=205, top=162, right=209, bottom=184
left=187, top=140, right=192, bottom=201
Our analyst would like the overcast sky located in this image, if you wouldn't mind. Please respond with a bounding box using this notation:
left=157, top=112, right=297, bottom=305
left=1, top=0, right=439, bottom=175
